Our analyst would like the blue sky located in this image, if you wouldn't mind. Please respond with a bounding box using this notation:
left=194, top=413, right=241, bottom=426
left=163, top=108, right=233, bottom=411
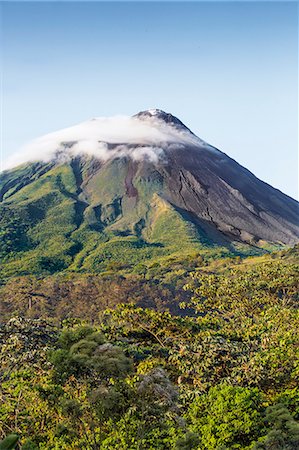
left=1, top=1, right=298, bottom=198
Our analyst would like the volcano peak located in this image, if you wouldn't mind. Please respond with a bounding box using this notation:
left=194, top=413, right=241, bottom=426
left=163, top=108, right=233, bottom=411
left=133, top=109, right=192, bottom=133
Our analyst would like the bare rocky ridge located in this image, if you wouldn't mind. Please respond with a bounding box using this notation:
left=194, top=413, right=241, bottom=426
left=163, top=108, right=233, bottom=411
left=164, top=145, right=298, bottom=245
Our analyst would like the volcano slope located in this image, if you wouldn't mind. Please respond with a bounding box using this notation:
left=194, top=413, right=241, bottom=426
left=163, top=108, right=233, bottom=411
left=0, top=109, right=298, bottom=281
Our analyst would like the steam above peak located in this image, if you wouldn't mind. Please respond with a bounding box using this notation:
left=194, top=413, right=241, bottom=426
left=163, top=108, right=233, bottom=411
left=3, top=111, right=209, bottom=171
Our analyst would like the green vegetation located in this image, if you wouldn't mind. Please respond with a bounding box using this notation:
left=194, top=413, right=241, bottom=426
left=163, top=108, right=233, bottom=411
left=0, top=160, right=265, bottom=281
left=0, top=246, right=298, bottom=448
left=0, top=434, right=19, bottom=450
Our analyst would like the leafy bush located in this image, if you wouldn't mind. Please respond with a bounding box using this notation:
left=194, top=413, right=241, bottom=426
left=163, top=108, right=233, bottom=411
left=186, top=384, right=263, bottom=449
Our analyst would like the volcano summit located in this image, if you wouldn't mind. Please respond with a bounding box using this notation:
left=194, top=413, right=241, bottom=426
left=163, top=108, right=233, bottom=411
left=0, top=110, right=298, bottom=276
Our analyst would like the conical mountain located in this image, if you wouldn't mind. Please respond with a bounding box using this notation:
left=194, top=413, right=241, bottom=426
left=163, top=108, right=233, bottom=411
left=0, top=109, right=298, bottom=277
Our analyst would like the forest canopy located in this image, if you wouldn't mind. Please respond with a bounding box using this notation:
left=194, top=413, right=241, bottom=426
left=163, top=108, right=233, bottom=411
left=0, top=246, right=298, bottom=449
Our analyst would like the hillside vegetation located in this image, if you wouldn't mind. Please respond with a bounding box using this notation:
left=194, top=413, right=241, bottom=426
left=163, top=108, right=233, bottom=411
left=1, top=157, right=278, bottom=282
left=1, top=246, right=298, bottom=449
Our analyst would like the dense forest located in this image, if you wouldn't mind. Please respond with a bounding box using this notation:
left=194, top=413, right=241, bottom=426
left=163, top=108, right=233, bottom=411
left=1, top=246, right=298, bottom=449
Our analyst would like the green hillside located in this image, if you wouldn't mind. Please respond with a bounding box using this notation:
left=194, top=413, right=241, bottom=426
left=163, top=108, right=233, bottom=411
left=0, top=160, right=266, bottom=281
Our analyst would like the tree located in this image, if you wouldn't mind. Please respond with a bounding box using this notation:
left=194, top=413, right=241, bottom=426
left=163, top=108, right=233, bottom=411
left=186, top=384, right=263, bottom=449
left=50, top=326, right=132, bottom=382
left=254, top=404, right=299, bottom=449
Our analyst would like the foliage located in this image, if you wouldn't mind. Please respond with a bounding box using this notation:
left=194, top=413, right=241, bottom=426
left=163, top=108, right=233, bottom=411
left=0, top=246, right=298, bottom=448
left=0, top=208, right=31, bottom=258
left=50, top=327, right=132, bottom=383
left=254, top=404, right=299, bottom=449
left=186, top=385, right=263, bottom=449
left=175, top=432, right=200, bottom=450
left=0, top=434, right=19, bottom=450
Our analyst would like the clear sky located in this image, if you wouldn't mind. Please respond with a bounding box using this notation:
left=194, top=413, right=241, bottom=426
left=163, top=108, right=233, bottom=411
left=1, top=1, right=298, bottom=199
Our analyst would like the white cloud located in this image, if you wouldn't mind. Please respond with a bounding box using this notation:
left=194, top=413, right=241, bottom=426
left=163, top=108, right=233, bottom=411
left=2, top=113, right=209, bottom=170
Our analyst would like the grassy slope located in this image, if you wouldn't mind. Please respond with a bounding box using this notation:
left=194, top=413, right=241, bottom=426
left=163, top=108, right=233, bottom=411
left=0, top=161, right=266, bottom=281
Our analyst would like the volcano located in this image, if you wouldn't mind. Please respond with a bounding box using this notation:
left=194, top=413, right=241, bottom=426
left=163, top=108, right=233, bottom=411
left=0, top=109, right=298, bottom=276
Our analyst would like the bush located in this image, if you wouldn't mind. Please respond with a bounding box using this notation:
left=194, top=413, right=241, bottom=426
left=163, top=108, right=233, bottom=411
left=186, top=384, right=263, bottom=449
